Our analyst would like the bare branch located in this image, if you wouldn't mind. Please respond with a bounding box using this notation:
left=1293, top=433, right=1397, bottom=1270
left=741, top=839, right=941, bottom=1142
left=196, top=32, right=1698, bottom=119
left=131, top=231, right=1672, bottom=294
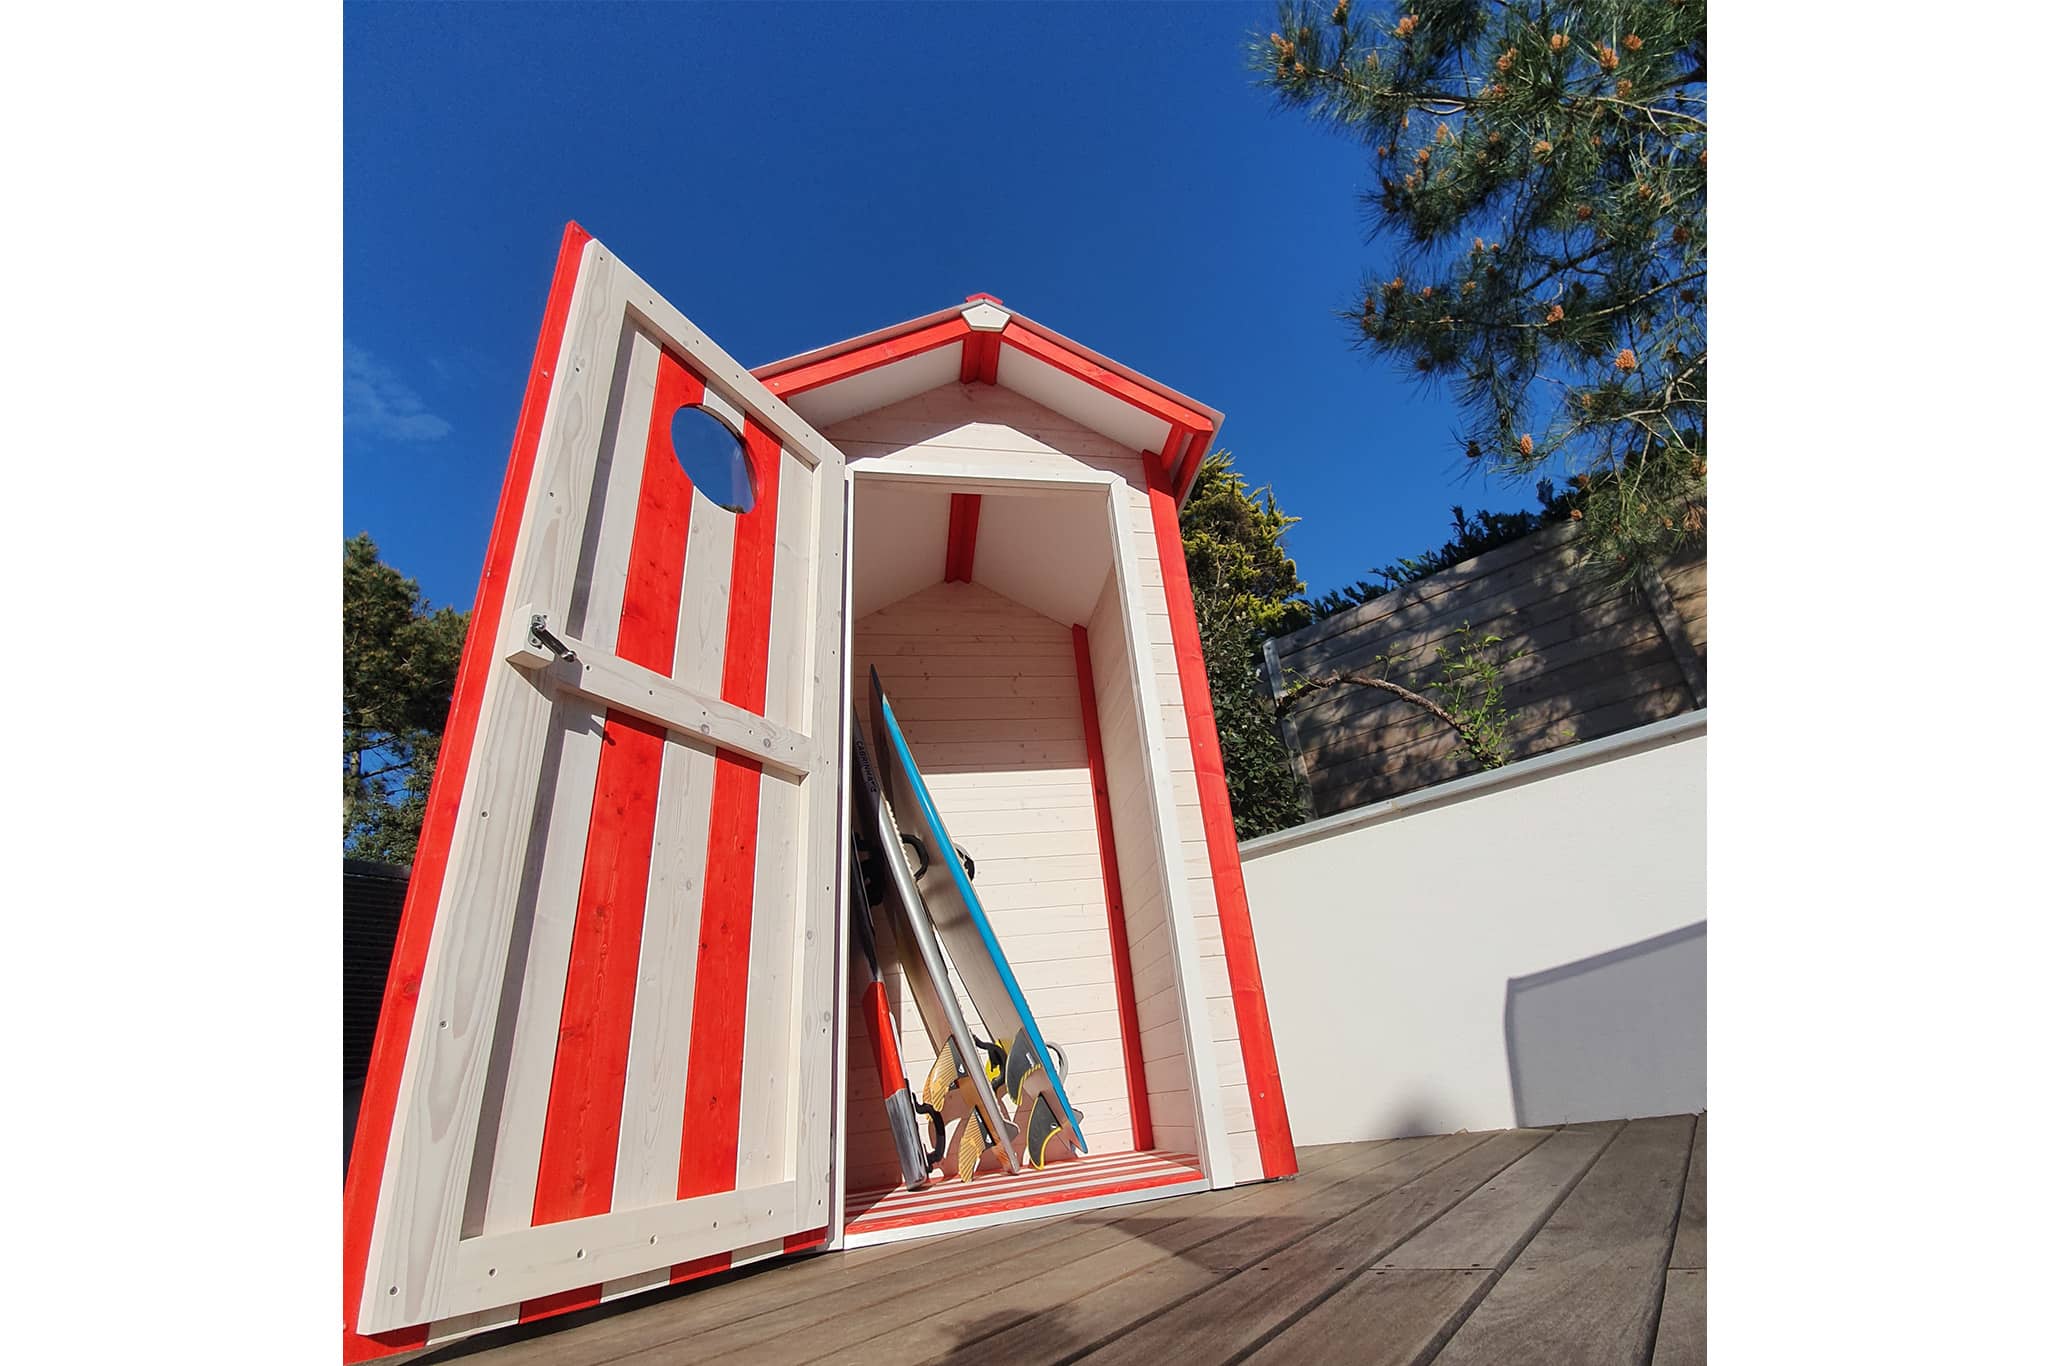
left=1278, top=670, right=1504, bottom=768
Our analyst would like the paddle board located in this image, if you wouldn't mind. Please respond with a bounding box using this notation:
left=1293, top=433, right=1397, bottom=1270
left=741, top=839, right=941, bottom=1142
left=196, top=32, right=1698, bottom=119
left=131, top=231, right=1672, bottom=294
left=849, top=715, right=1022, bottom=1179
left=868, top=667, right=1090, bottom=1159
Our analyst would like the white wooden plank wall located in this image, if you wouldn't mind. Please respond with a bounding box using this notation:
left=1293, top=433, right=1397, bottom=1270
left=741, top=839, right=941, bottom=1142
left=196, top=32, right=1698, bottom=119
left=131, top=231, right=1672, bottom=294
left=845, top=581, right=1137, bottom=1190
left=826, top=383, right=1146, bottom=488
left=1083, top=579, right=1198, bottom=1156
left=1115, top=480, right=1264, bottom=1179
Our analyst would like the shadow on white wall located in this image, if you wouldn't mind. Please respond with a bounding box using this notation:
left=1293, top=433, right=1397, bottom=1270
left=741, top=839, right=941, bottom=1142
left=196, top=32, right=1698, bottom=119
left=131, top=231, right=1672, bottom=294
left=1505, top=921, right=1706, bottom=1127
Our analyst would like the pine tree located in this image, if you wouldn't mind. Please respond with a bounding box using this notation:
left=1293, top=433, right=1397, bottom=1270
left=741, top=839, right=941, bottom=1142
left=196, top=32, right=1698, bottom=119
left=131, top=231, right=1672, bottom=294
left=1178, top=452, right=1310, bottom=837
left=344, top=534, right=469, bottom=865
left=1254, top=0, right=1705, bottom=572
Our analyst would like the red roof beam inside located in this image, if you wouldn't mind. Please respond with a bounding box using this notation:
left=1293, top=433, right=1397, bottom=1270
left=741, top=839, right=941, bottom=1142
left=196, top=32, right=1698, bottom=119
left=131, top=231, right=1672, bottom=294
left=959, top=331, right=1001, bottom=386
left=764, top=315, right=974, bottom=398
left=998, top=324, right=1215, bottom=439
left=943, top=493, right=982, bottom=583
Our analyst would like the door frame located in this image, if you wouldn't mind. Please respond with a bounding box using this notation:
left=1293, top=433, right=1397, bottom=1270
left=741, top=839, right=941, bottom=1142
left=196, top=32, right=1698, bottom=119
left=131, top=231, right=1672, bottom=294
left=840, top=460, right=1234, bottom=1191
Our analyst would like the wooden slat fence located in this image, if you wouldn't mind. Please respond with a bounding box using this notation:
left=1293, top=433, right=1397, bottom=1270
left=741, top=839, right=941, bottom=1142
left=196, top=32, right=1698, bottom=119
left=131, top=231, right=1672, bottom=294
left=1264, top=521, right=1706, bottom=818
left=343, top=858, right=410, bottom=1165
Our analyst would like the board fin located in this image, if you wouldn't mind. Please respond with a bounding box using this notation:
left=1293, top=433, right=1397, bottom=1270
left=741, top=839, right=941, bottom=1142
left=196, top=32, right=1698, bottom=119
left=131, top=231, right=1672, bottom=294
left=923, top=1041, right=959, bottom=1112
left=1001, top=1029, right=1043, bottom=1105
left=956, top=1111, right=986, bottom=1184
left=1024, top=1092, right=1065, bottom=1168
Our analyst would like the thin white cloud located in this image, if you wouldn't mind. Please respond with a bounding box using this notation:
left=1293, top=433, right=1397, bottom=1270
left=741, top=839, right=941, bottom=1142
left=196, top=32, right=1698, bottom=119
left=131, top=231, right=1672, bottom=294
left=345, top=342, right=452, bottom=442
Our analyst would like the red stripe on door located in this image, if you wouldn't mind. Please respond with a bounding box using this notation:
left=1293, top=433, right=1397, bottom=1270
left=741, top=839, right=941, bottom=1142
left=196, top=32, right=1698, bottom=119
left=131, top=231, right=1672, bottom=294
left=522, top=349, right=705, bottom=1319
left=1141, top=451, right=1298, bottom=1181
left=343, top=222, right=591, bottom=1364
left=1071, top=625, right=1152, bottom=1151
left=670, top=1251, right=733, bottom=1286
left=783, top=1227, right=830, bottom=1255
left=674, top=413, right=783, bottom=1216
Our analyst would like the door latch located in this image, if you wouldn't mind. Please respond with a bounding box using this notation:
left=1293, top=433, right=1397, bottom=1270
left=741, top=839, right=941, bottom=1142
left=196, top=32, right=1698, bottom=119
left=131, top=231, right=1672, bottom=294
left=527, top=613, right=577, bottom=663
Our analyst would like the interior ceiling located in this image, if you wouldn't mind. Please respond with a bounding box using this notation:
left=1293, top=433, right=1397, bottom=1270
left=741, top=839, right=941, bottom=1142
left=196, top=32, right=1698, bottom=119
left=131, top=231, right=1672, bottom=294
left=852, top=482, right=1112, bottom=627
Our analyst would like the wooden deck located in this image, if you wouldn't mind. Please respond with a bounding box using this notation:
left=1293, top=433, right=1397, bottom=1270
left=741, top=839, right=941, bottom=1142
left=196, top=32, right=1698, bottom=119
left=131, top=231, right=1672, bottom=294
left=405, top=1113, right=1705, bottom=1365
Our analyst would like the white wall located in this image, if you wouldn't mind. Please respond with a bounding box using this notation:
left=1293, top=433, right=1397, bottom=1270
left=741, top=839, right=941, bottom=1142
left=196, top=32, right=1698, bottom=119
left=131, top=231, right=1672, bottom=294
left=1240, top=712, right=1706, bottom=1144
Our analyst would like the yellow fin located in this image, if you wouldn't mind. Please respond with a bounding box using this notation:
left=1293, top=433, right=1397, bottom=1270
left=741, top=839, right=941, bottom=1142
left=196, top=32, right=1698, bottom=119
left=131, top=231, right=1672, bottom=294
left=922, top=1042, right=958, bottom=1112
left=956, top=1113, right=985, bottom=1184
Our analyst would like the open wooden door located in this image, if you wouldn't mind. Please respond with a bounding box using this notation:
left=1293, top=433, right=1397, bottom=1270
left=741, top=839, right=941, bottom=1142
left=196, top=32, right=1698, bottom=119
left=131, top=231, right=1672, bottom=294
left=343, top=225, right=848, bottom=1355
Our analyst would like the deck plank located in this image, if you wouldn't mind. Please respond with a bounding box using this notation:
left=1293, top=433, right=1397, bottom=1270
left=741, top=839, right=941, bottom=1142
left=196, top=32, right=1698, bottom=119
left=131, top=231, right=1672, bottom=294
left=428, top=1219, right=1013, bottom=1366
left=819, top=1136, right=1429, bottom=1365
left=1430, top=1114, right=1696, bottom=1366
left=1239, top=1269, right=1491, bottom=1365
left=1376, top=1121, right=1620, bottom=1270
left=403, top=1148, right=1376, bottom=1366
left=1670, top=1112, right=1706, bottom=1269
left=1650, top=1269, right=1705, bottom=1366
left=602, top=1205, right=1105, bottom=1365
left=964, top=1132, right=1497, bottom=1365
left=1075, top=1129, right=1555, bottom=1366
left=413, top=1121, right=1703, bottom=1366
left=669, top=1150, right=1379, bottom=1366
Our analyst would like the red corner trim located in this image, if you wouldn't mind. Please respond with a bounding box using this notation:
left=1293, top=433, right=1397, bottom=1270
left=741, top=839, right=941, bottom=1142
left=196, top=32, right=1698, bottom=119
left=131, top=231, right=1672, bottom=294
left=943, top=493, right=981, bottom=583
left=1072, top=625, right=1153, bottom=1152
left=341, top=221, right=592, bottom=1363
left=1171, top=430, right=1209, bottom=504
left=764, top=315, right=973, bottom=398
left=999, top=324, right=1215, bottom=435
left=964, top=292, right=1004, bottom=304
left=1140, top=450, right=1298, bottom=1181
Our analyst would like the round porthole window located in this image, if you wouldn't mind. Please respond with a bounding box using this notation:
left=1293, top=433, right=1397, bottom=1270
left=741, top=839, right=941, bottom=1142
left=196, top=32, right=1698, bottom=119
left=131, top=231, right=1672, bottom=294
left=671, top=404, right=756, bottom=513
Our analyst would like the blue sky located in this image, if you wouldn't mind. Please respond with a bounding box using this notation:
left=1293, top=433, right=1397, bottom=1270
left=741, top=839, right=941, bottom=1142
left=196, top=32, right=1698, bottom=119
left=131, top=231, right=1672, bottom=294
left=345, top=1, right=1540, bottom=613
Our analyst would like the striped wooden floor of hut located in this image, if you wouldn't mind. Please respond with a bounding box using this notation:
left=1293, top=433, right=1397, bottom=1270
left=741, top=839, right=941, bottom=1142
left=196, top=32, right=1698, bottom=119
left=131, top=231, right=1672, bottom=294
left=843, top=1149, right=1207, bottom=1244
left=392, top=1114, right=1705, bottom=1365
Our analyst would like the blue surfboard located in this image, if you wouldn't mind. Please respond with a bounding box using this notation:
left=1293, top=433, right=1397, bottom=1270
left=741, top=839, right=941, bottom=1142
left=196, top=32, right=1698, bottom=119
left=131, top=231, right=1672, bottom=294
left=870, top=667, right=1089, bottom=1157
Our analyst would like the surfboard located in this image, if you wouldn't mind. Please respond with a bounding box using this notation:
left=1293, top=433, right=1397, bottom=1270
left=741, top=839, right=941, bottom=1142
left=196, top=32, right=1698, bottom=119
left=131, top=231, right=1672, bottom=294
left=849, top=715, right=1022, bottom=1180
left=868, top=667, right=1090, bottom=1159
left=846, top=837, right=935, bottom=1190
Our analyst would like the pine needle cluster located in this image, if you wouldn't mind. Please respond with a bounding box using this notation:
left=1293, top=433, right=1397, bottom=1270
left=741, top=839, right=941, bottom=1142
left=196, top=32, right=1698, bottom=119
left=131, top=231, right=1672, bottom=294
left=1255, top=0, right=1706, bottom=571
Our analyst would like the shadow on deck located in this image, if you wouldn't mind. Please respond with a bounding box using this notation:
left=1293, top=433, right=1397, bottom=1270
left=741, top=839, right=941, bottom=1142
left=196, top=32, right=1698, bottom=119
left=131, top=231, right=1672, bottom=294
left=400, top=1113, right=1706, bottom=1365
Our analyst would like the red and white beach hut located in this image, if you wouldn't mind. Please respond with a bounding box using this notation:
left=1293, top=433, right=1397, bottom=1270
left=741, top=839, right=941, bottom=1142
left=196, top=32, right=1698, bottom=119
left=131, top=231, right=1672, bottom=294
left=342, top=224, right=1296, bottom=1359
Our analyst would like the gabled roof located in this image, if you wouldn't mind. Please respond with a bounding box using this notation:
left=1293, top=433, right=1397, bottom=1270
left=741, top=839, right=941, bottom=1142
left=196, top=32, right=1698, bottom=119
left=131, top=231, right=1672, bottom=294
left=751, top=295, right=1223, bottom=503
